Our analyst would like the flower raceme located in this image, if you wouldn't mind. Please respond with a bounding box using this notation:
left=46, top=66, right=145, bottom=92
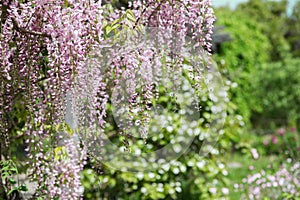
left=130, top=0, right=215, bottom=51
left=1, top=0, right=103, bottom=199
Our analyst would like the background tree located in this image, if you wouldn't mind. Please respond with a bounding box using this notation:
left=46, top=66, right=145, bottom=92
left=286, top=1, right=300, bottom=57
left=214, top=7, right=271, bottom=126
left=236, top=0, right=290, bottom=61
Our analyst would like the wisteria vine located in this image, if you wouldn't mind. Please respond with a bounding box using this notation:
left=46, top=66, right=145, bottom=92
left=0, top=0, right=215, bottom=199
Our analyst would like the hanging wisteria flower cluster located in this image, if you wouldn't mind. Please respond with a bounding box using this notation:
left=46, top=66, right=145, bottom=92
left=0, top=0, right=216, bottom=199
left=98, top=0, right=216, bottom=139
left=0, top=0, right=103, bottom=198
left=130, top=0, right=215, bottom=51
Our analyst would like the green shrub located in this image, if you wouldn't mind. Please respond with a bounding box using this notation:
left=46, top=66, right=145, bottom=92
left=251, top=59, right=300, bottom=127
left=259, top=127, right=300, bottom=160
left=236, top=0, right=291, bottom=61
left=214, top=8, right=271, bottom=126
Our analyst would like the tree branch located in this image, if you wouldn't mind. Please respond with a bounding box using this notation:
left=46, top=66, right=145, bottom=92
left=0, top=0, right=11, bottom=28
left=11, top=17, right=51, bottom=39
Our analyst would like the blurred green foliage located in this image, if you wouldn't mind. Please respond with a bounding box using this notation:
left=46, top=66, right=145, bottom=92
left=215, top=0, right=300, bottom=128
left=251, top=59, right=300, bottom=127
left=214, top=7, right=271, bottom=125
left=286, top=1, right=300, bottom=57
left=236, top=0, right=291, bottom=61
left=259, top=127, right=300, bottom=159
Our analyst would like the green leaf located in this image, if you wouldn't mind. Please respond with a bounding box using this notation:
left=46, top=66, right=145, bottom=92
left=126, top=10, right=136, bottom=23
left=9, top=178, right=17, bottom=184
left=18, top=185, right=28, bottom=192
